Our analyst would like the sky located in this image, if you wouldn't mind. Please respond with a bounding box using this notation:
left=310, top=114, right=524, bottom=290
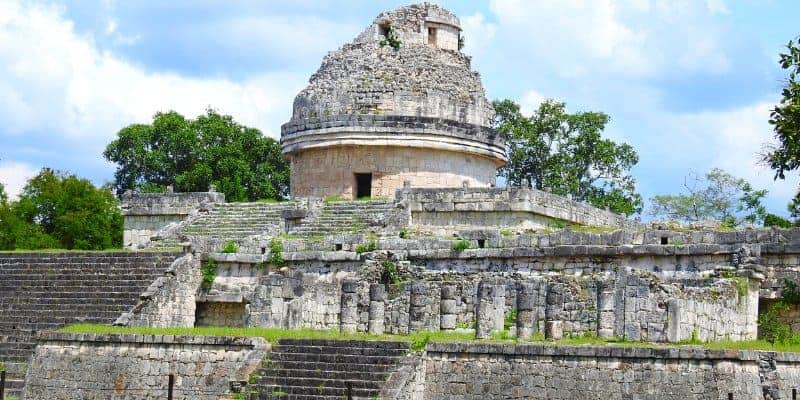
left=1, top=0, right=799, bottom=218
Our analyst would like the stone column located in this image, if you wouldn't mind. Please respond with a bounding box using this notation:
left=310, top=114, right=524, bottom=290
left=368, top=284, right=386, bottom=335
left=476, top=280, right=505, bottom=339
left=596, top=280, right=615, bottom=339
left=268, top=274, right=285, bottom=328
left=545, top=283, right=564, bottom=340
left=340, top=279, right=359, bottom=334
left=440, top=285, right=457, bottom=331
left=409, top=283, right=429, bottom=333
left=666, top=299, right=682, bottom=343
left=516, top=281, right=537, bottom=340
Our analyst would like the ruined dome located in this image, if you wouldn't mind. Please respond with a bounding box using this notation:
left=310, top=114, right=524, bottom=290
left=282, top=3, right=506, bottom=199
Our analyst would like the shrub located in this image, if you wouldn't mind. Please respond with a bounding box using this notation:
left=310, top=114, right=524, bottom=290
left=201, top=258, right=217, bottom=291
left=782, top=279, right=800, bottom=305
left=503, top=309, right=519, bottom=331
left=759, top=302, right=791, bottom=344
left=268, top=239, right=285, bottom=267
left=399, top=228, right=409, bottom=239
left=381, top=260, right=400, bottom=285
left=764, top=213, right=793, bottom=228
left=355, top=240, right=377, bottom=254
left=452, top=240, right=470, bottom=251
left=222, top=241, right=238, bottom=253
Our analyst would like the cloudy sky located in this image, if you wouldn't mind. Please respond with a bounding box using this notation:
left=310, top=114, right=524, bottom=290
left=1, top=0, right=798, bottom=217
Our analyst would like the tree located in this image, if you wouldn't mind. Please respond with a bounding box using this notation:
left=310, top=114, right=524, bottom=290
left=649, top=168, right=768, bottom=226
left=764, top=38, right=800, bottom=217
left=104, top=109, right=290, bottom=202
left=494, top=99, right=643, bottom=216
left=0, top=169, right=122, bottom=250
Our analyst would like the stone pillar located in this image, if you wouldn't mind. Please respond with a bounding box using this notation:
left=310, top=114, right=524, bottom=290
left=409, top=283, right=429, bottom=333
left=666, top=299, right=682, bottom=343
left=545, top=283, right=563, bottom=340
left=476, top=280, right=505, bottom=339
left=596, top=280, right=615, bottom=339
left=516, top=281, right=537, bottom=340
left=268, top=274, right=285, bottom=328
left=368, top=284, right=386, bottom=335
left=440, top=285, right=457, bottom=331
left=340, top=279, right=359, bottom=334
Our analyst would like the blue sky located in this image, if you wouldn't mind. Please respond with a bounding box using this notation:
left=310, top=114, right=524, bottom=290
left=1, top=0, right=799, bottom=218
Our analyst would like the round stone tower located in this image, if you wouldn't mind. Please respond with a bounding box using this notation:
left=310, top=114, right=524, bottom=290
left=281, top=3, right=506, bottom=199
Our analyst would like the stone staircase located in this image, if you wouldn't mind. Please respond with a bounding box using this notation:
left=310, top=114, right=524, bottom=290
left=180, top=202, right=297, bottom=241
left=289, top=200, right=395, bottom=236
left=248, top=339, right=410, bottom=400
left=0, top=252, right=179, bottom=398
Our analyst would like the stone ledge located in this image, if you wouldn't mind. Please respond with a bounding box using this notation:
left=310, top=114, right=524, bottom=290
left=36, top=331, right=269, bottom=349
left=425, top=342, right=800, bottom=362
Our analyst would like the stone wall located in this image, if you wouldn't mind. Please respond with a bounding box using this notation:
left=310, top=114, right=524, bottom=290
left=400, top=187, right=637, bottom=231
left=23, top=332, right=267, bottom=400
left=289, top=146, right=498, bottom=198
left=116, top=253, right=200, bottom=328
left=122, top=191, right=224, bottom=249
left=422, top=342, right=800, bottom=399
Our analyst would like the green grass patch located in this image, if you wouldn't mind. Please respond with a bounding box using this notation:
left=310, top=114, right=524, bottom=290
left=201, top=258, right=217, bottom=290
left=268, top=239, right=286, bottom=267
left=58, top=324, right=800, bottom=353
left=355, top=240, right=378, bottom=254
left=222, top=241, right=238, bottom=254
left=323, top=195, right=348, bottom=203
left=452, top=239, right=471, bottom=251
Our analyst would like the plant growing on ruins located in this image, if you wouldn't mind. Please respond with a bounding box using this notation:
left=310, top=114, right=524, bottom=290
left=458, top=34, right=465, bottom=50
left=494, top=99, right=643, bottom=216
left=398, top=227, right=409, bottom=239
left=410, top=333, right=431, bottom=351
left=503, top=309, right=519, bottom=331
left=268, top=239, right=286, bottom=267
left=379, top=26, right=402, bottom=49
left=355, top=240, right=378, bottom=254
left=759, top=303, right=791, bottom=344
left=201, top=258, right=217, bottom=291
left=452, top=239, right=470, bottom=251
left=381, top=260, right=400, bottom=285
left=222, top=241, right=238, bottom=254
left=781, top=279, right=800, bottom=305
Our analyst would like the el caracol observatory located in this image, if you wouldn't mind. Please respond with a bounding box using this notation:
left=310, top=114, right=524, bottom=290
left=281, top=3, right=506, bottom=199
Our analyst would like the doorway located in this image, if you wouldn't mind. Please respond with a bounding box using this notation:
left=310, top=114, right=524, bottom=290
left=355, top=173, right=372, bottom=199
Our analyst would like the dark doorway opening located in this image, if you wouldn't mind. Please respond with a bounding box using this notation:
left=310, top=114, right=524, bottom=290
left=355, top=173, right=372, bottom=199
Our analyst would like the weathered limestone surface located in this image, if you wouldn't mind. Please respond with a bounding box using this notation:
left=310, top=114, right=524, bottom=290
left=121, top=191, right=225, bottom=249
left=423, top=342, right=800, bottom=399
left=117, top=254, right=200, bottom=328
left=282, top=3, right=505, bottom=198
left=23, top=332, right=268, bottom=400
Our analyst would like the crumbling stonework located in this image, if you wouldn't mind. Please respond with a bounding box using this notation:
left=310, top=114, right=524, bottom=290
left=282, top=3, right=505, bottom=198
left=422, top=343, right=800, bottom=399
left=23, top=333, right=267, bottom=400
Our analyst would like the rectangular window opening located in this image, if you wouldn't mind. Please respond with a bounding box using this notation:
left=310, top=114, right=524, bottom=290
left=428, top=27, right=437, bottom=46
left=661, top=237, right=669, bottom=245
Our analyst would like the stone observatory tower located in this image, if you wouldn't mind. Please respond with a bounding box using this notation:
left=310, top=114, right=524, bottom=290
left=281, top=3, right=506, bottom=199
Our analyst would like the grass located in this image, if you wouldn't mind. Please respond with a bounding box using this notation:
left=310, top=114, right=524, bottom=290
left=0, top=248, right=131, bottom=254
left=59, top=324, right=800, bottom=353
left=323, top=195, right=348, bottom=203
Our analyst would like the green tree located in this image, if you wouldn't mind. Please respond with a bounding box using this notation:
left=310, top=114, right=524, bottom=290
left=494, top=99, right=643, bottom=216
left=764, top=38, right=800, bottom=218
left=104, top=109, right=290, bottom=202
left=649, top=168, right=768, bottom=226
left=6, top=169, right=123, bottom=250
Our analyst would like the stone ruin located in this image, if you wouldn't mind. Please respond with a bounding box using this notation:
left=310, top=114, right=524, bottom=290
left=8, top=3, right=800, bottom=399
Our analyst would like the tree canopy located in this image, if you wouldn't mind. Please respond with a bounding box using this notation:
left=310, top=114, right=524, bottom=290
left=0, top=169, right=122, bottom=250
left=764, top=38, right=800, bottom=218
left=649, top=168, right=769, bottom=226
left=494, top=99, right=642, bottom=216
left=104, top=109, right=290, bottom=202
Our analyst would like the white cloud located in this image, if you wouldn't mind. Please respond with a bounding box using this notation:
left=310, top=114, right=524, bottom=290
left=0, top=0, right=305, bottom=151
left=0, top=161, right=38, bottom=200
left=461, top=12, right=497, bottom=56
left=519, top=90, right=547, bottom=115
left=705, top=0, right=730, bottom=15
left=487, top=0, right=731, bottom=78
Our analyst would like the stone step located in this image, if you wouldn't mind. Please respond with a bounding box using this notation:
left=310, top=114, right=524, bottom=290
left=251, top=383, right=380, bottom=399
left=273, top=345, right=407, bottom=357
left=266, top=368, right=390, bottom=382
left=270, top=352, right=401, bottom=365
left=256, top=376, right=386, bottom=390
